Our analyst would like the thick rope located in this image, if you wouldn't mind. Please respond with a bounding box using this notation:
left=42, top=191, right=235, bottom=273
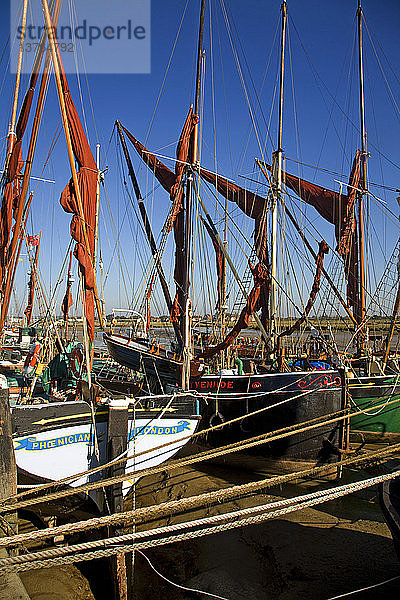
left=0, top=468, right=398, bottom=574
left=1, top=442, right=399, bottom=548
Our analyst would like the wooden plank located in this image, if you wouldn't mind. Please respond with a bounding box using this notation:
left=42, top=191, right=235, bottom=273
left=107, top=399, right=129, bottom=600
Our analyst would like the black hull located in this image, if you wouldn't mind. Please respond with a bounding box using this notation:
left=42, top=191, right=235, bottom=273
left=104, top=333, right=180, bottom=383
left=190, top=370, right=344, bottom=462
left=104, top=332, right=344, bottom=463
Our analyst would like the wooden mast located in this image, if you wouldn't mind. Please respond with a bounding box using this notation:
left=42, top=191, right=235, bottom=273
left=0, top=0, right=61, bottom=335
left=270, top=0, right=287, bottom=353
left=181, top=0, right=206, bottom=390
left=357, top=0, right=367, bottom=339
left=7, top=0, right=28, bottom=161
left=94, top=143, right=100, bottom=277
left=41, top=0, right=104, bottom=333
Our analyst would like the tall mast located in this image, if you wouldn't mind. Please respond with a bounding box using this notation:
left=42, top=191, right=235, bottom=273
left=41, top=0, right=104, bottom=333
left=357, top=0, right=367, bottom=333
left=193, top=0, right=206, bottom=154
left=94, top=143, right=100, bottom=277
left=7, top=0, right=28, bottom=160
left=270, top=0, right=287, bottom=351
left=181, top=0, right=206, bottom=390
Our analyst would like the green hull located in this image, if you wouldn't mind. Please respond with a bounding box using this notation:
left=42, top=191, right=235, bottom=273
left=349, top=375, right=400, bottom=437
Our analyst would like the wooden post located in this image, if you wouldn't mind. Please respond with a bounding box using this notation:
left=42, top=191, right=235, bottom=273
left=107, top=399, right=129, bottom=600
left=0, top=389, right=31, bottom=599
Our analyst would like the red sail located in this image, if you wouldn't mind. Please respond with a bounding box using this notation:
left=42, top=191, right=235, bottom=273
left=200, top=262, right=270, bottom=358
left=0, top=22, right=52, bottom=288
left=279, top=152, right=362, bottom=257
left=24, top=232, right=41, bottom=326
left=266, top=151, right=362, bottom=308
left=61, top=286, right=73, bottom=321
left=56, top=59, right=97, bottom=343
left=121, top=126, right=176, bottom=194
left=0, top=82, right=37, bottom=287
left=122, top=109, right=198, bottom=325
left=201, top=217, right=225, bottom=311
left=0, top=151, right=23, bottom=286
left=170, top=108, right=198, bottom=324
left=199, top=168, right=268, bottom=265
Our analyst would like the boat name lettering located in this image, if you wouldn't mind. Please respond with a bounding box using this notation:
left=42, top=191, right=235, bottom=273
left=128, top=420, right=191, bottom=440
left=14, top=432, right=93, bottom=451
left=15, top=420, right=192, bottom=451
left=192, top=380, right=234, bottom=390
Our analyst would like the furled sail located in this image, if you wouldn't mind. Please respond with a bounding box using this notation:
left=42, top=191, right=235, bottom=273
left=24, top=232, right=41, bottom=325
left=61, top=250, right=74, bottom=323
left=0, top=146, right=24, bottom=288
left=0, top=69, right=42, bottom=289
left=56, top=53, right=97, bottom=343
left=0, top=5, right=56, bottom=291
left=122, top=107, right=198, bottom=327
left=200, top=262, right=270, bottom=358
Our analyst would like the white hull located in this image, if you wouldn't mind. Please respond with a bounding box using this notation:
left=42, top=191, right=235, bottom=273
left=13, top=407, right=199, bottom=506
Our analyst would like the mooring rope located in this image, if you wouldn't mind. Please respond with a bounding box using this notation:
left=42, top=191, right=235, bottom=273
left=0, top=443, right=399, bottom=548
left=0, top=467, right=398, bottom=574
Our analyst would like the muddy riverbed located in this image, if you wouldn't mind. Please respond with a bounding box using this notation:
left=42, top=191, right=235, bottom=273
left=17, top=457, right=400, bottom=600
left=127, top=458, right=400, bottom=600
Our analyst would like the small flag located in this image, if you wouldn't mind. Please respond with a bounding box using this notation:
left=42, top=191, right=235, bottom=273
left=27, top=235, right=39, bottom=246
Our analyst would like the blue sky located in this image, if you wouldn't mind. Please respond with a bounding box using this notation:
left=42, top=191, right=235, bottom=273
left=1, top=0, right=400, bottom=320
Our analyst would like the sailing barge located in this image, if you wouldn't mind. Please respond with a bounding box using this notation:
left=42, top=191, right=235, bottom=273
left=106, top=0, right=400, bottom=451
left=102, top=0, right=348, bottom=466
